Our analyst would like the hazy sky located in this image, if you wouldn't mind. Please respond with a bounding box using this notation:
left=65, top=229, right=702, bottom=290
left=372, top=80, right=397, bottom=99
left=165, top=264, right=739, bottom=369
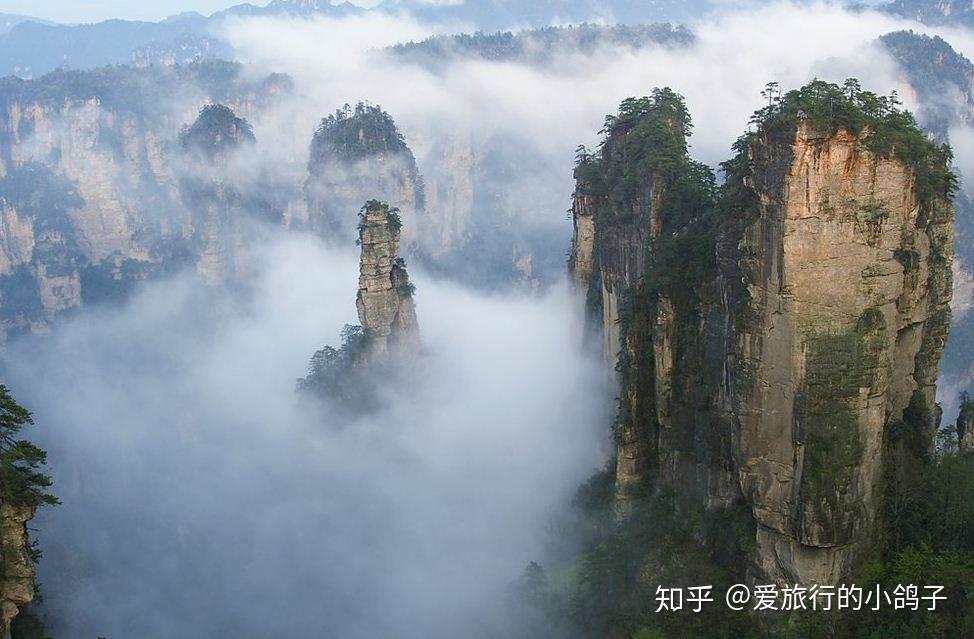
left=0, top=0, right=378, bottom=23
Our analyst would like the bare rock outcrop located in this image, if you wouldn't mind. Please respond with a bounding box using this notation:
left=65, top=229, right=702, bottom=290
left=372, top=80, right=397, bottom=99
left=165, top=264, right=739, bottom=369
left=356, top=200, right=419, bottom=361
left=298, top=200, right=419, bottom=403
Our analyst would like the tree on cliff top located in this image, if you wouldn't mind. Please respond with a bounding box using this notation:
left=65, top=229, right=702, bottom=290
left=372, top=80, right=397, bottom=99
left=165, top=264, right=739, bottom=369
left=735, top=78, right=957, bottom=209
left=0, top=385, right=56, bottom=509
left=179, top=103, right=255, bottom=158
left=309, top=102, right=409, bottom=166
left=576, top=87, right=708, bottom=216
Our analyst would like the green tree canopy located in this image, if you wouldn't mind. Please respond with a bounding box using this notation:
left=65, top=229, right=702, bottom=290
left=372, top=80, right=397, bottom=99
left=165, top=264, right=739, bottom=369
left=0, top=385, right=56, bottom=509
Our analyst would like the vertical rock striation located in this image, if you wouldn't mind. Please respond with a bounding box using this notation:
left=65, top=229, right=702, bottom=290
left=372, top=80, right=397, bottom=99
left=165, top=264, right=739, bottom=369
left=570, top=90, right=719, bottom=518
left=298, top=200, right=419, bottom=406
left=356, top=200, right=419, bottom=361
left=720, top=113, right=953, bottom=585
left=571, top=81, right=956, bottom=587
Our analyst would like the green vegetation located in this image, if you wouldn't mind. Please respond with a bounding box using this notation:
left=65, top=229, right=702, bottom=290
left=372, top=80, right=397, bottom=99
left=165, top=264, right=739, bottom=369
left=797, top=309, right=886, bottom=539
left=737, top=79, right=956, bottom=215
left=389, top=23, right=693, bottom=68
left=79, top=256, right=155, bottom=308
left=393, top=258, right=416, bottom=299
left=0, top=60, right=283, bottom=120
left=179, top=104, right=255, bottom=157
left=558, top=88, right=754, bottom=638
left=310, top=102, right=410, bottom=165
left=880, top=30, right=974, bottom=137
left=0, top=163, right=83, bottom=240
left=555, top=78, right=968, bottom=638
left=358, top=200, right=403, bottom=237
left=0, top=385, right=56, bottom=509
left=297, top=324, right=369, bottom=402
left=522, top=487, right=762, bottom=639
left=0, top=267, right=43, bottom=327
left=833, top=391, right=974, bottom=638
left=306, top=104, right=425, bottom=236
left=576, top=88, right=718, bottom=302
left=0, top=163, right=83, bottom=320
left=576, top=88, right=719, bottom=497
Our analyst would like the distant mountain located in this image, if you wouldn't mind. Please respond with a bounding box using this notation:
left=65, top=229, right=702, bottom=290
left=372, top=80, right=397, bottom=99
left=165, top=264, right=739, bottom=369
left=0, top=12, right=54, bottom=35
left=881, top=0, right=974, bottom=26
left=0, top=0, right=720, bottom=78
left=378, top=0, right=716, bottom=30
left=389, top=23, right=694, bottom=68
left=0, top=14, right=227, bottom=78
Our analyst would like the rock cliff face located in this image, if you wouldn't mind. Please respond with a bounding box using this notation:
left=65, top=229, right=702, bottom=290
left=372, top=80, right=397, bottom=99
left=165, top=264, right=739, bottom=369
left=571, top=82, right=955, bottom=587
left=0, top=63, right=291, bottom=340
left=0, top=503, right=34, bottom=638
left=178, top=104, right=257, bottom=284
left=298, top=200, right=419, bottom=405
left=305, top=103, right=425, bottom=245
left=356, top=200, right=420, bottom=361
left=570, top=90, right=718, bottom=520
left=721, top=118, right=953, bottom=585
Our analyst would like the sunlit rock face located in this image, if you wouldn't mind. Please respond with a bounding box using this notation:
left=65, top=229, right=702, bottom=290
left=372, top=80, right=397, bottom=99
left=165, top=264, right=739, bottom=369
left=571, top=84, right=955, bottom=587
left=304, top=103, right=425, bottom=246
left=722, top=121, right=953, bottom=585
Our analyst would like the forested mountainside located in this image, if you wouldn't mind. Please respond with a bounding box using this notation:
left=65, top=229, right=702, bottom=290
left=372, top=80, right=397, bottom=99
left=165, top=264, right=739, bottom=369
left=0, top=55, right=562, bottom=342
left=389, top=23, right=693, bottom=68
left=379, top=0, right=715, bottom=31
left=0, top=1, right=359, bottom=78
left=305, top=103, right=425, bottom=243
left=2, top=20, right=974, bottom=345
left=879, top=31, right=974, bottom=138
left=7, top=7, right=974, bottom=635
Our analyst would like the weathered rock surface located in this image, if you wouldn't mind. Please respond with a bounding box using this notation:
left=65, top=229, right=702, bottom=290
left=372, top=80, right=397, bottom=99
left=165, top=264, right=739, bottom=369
left=356, top=200, right=419, bottom=361
left=178, top=104, right=257, bottom=284
left=0, top=503, right=35, bottom=638
left=571, top=87, right=955, bottom=587
left=723, top=122, right=953, bottom=585
left=0, top=65, right=292, bottom=340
